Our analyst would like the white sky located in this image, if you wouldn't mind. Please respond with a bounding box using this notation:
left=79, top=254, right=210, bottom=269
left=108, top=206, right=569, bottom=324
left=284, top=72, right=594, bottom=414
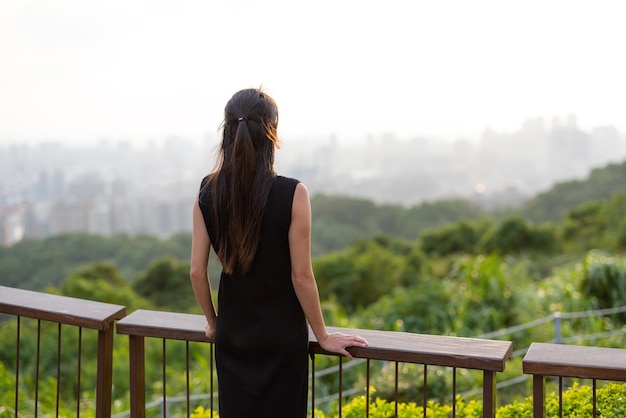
left=1, top=0, right=625, bottom=146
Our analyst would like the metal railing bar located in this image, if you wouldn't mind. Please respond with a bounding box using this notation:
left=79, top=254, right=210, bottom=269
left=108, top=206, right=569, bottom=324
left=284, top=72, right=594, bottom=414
left=558, top=376, right=563, bottom=418
left=77, top=326, right=83, bottom=417
left=423, top=364, right=427, bottom=418
left=35, top=319, right=41, bottom=418
left=210, top=343, right=215, bottom=416
left=15, top=315, right=20, bottom=417
left=592, top=379, right=597, bottom=417
left=56, top=322, right=62, bottom=418
left=394, top=361, right=398, bottom=418
left=310, top=354, right=315, bottom=418
left=162, top=338, right=167, bottom=418
left=452, top=367, right=457, bottom=417
left=338, top=358, right=343, bottom=418
left=185, top=340, right=190, bottom=418
left=366, top=359, right=370, bottom=418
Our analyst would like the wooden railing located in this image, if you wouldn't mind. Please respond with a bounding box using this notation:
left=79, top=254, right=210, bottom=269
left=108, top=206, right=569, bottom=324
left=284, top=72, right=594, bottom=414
left=522, top=342, right=626, bottom=417
left=116, top=309, right=514, bottom=418
left=16, top=285, right=622, bottom=417
left=0, top=285, right=126, bottom=417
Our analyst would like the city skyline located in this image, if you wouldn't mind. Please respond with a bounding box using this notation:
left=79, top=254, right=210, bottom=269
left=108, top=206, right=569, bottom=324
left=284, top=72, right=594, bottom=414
left=2, top=115, right=625, bottom=246
left=1, top=1, right=625, bottom=146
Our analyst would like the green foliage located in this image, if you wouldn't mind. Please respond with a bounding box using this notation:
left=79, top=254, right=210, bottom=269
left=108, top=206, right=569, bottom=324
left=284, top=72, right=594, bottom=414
left=419, top=219, right=491, bottom=256
left=561, top=193, right=626, bottom=253
left=57, top=262, right=149, bottom=308
left=3, top=162, right=625, bottom=295
left=522, top=160, right=626, bottom=223
left=357, top=279, right=450, bottom=334
left=313, top=236, right=414, bottom=313
left=498, top=382, right=626, bottom=417
left=310, top=194, right=486, bottom=255
left=311, top=194, right=383, bottom=255
left=191, top=406, right=220, bottom=418
left=400, top=199, right=486, bottom=238
left=479, top=216, right=558, bottom=255
left=0, top=361, right=15, bottom=417
left=133, top=256, right=197, bottom=312
left=2, top=158, right=626, bottom=416
left=581, top=251, right=626, bottom=311
left=618, top=218, right=626, bottom=251
left=445, top=254, right=519, bottom=333
left=561, top=201, right=608, bottom=252
left=188, top=382, right=626, bottom=418
left=0, top=233, right=192, bottom=292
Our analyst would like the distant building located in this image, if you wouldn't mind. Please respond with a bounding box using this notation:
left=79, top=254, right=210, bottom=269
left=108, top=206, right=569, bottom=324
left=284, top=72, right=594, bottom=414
left=0, top=206, right=24, bottom=246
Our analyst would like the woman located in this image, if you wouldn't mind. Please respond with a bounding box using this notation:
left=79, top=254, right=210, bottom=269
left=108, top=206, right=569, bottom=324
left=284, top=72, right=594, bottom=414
left=190, top=88, right=368, bottom=417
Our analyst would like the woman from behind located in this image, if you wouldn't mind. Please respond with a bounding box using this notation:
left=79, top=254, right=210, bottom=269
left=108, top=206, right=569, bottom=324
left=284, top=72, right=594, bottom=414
left=190, top=88, right=367, bottom=417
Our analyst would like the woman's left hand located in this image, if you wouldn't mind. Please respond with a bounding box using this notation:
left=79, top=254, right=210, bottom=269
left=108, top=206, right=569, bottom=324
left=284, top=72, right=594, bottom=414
left=318, top=332, right=368, bottom=360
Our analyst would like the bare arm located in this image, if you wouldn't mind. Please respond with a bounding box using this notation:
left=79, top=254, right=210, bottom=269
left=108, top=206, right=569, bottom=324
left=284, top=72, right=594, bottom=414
left=190, top=197, right=217, bottom=339
left=289, top=183, right=367, bottom=359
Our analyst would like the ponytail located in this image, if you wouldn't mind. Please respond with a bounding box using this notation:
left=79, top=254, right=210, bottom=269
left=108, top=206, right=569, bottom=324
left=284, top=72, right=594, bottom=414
left=209, top=89, right=279, bottom=274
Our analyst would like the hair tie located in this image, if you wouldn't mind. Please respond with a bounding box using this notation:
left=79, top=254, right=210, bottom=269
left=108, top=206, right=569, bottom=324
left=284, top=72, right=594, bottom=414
left=238, top=116, right=247, bottom=122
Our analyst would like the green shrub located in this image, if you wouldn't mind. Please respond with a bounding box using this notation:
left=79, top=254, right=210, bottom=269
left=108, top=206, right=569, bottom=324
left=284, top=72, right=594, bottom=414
left=188, top=382, right=626, bottom=418
left=581, top=251, right=626, bottom=311
left=498, top=381, right=626, bottom=417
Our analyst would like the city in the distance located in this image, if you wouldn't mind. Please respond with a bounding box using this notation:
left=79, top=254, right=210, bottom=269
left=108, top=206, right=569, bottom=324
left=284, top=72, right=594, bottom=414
left=1, top=114, right=624, bottom=247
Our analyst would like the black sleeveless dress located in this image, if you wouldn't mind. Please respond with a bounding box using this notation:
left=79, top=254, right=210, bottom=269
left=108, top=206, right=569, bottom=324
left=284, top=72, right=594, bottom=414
left=198, top=175, right=308, bottom=418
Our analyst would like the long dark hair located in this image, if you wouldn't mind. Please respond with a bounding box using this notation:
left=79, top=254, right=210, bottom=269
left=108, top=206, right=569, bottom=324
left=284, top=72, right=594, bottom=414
left=208, top=88, right=280, bottom=274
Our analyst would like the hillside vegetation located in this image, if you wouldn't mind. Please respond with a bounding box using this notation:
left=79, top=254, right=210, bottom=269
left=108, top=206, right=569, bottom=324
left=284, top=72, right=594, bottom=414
left=1, top=159, right=625, bottom=415
left=2, top=159, right=625, bottom=292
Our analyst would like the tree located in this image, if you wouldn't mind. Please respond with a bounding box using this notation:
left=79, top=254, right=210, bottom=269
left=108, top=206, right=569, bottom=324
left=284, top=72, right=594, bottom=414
left=58, top=262, right=148, bottom=308
left=419, top=219, right=491, bottom=256
left=132, top=256, right=196, bottom=312
left=313, top=236, right=411, bottom=313
left=479, top=216, right=557, bottom=255
left=580, top=251, right=626, bottom=313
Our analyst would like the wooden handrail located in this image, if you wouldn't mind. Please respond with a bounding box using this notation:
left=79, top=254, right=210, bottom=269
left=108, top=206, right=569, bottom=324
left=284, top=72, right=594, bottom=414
left=0, top=285, right=126, bottom=330
left=523, top=342, right=626, bottom=417
left=523, top=342, right=626, bottom=381
left=116, top=310, right=513, bottom=371
left=116, top=309, right=211, bottom=342
left=117, top=309, right=513, bottom=417
left=310, top=326, right=512, bottom=372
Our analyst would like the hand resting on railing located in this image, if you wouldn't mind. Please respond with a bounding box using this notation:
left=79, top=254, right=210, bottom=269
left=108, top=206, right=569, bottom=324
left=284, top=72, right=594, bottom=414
left=317, top=331, right=368, bottom=360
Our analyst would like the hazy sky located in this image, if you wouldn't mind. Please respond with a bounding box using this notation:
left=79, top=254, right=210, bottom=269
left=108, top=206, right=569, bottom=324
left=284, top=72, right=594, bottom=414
left=1, top=0, right=625, bottom=146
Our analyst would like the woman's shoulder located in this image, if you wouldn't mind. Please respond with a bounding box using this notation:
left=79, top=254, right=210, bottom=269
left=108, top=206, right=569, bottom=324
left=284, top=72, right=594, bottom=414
left=275, top=175, right=301, bottom=188
left=272, top=176, right=304, bottom=204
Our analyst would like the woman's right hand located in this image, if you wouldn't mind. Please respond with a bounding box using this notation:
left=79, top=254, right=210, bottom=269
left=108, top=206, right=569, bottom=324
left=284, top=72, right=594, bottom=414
left=205, top=323, right=216, bottom=340
left=319, top=332, right=368, bottom=360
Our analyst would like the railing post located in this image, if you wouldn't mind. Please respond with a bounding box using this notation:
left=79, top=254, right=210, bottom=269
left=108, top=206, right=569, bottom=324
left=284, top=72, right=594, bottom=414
left=129, top=335, right=146, bottom=418
left=96, top=326, right=115, bottom=418
left=482, top=370, right=495, bottom=418
left=553, top=312, right=562, bottom=344
left=532, top=375, right=545, bottom=418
